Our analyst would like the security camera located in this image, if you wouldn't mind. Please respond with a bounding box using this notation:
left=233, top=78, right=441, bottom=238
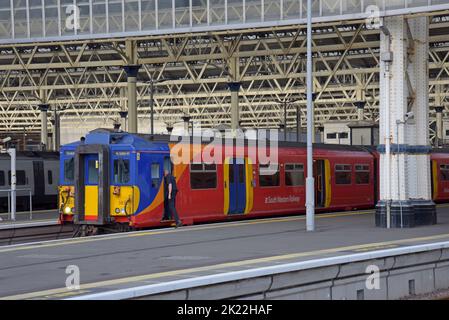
left=1, top=137, right=11, bottom=143
left=404, top=111, right=414, bottom=121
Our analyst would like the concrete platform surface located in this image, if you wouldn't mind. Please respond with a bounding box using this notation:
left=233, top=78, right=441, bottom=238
left=1, top=206, right=449, bottom=300
left=0, top=210, right=59, bottom=227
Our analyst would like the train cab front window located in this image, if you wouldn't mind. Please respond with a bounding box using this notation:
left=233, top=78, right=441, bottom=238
left=64, top=158, right=75, bottom=184
left=113, top=159, right=130, bottom=184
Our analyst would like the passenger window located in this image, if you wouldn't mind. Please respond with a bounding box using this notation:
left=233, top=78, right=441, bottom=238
left=8, top=170, right=27, bottom=186
left=0, top=171, right=4, bottom=186
left=190, top=163, right=217, bottom=189
left=259, top=164, right=280, bottom=187
left=285, top=163, right=305, bottom=186
left=151, top=163, right=160, bottom=188
left=335, top=164, right=352, bottom=185
left=64, top=158, right=75, bottom=184
left=113, top=159, right=130, bottom=184
left=440, top=164, right=449, bottom=181
left=48, top=170, right=53, bottom=185
left=355, top=164, right=370, bottom=184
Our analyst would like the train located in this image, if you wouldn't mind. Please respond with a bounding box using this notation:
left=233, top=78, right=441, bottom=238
left=57, top=129, right=449, bottom=235
left=0, top=151, right=59, bottom=212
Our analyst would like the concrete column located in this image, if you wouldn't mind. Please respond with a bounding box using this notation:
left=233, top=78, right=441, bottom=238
left=376, top=16, right=436, bottom=228
left=38, top=104, right=49, bottom=151
left=435, top=106, right=444, bottom=146
left=123, top=65, right=140, bottom=134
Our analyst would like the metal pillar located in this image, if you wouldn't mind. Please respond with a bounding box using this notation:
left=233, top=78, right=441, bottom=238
left=296, top=105, right=301, bottom=142
left=149, top=80, right=155, bottom=135
left=229, top=56, right=241, bottom=132
left=283, top=101, right=288, bottom=141
left=7, top=147, right=16, bottom=221
left=228, top=82, right=241, bottom=132
left=355, top=101, right=366, bottom=121
left=38, top=104, right=49, bottom=151
left=306, top=0, right=315, bottom=232
left=52, top=107, right=60, bottom=151
left=119, top=111, right=128, bottom=132
left=435, top=106, right=444, bottom=146
left=182, top=115, right=191, bottom=136
left=124, top=65, right=141, bottom=134
left=376, top=16, right=436, bottom=228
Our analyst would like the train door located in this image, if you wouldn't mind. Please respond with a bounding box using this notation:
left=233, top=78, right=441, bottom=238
left=228, top=158, right=246, bottom=215
left=74, top=144, right=110, bottom=225
left=84, top=154, right=100, bottom=219
left=314, top=160, right=326, bottom=207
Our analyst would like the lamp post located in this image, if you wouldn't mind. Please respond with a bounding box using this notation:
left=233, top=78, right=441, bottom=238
left=144, top=77, right=174, bottom=135
left=306, top=0, right=315, bottom=232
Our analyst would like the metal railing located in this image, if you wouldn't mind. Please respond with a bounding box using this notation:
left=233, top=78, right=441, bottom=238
left=0, top=189, right=33, bottom=222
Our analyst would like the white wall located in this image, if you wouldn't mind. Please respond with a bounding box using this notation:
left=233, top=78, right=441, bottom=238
left=323, top=122, right=351, bottom=145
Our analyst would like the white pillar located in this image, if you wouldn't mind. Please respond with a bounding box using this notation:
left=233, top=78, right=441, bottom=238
left=229, top=56, right=240, bottom=132
left=39, top=104, right=49, bottom=151
left=124, top=65, right=140, bottom=134
left=7, top=147, right=16, bottom=221
left=376, top=16, right=436, bottom=228
left=435, top=106, right=444, bottom=146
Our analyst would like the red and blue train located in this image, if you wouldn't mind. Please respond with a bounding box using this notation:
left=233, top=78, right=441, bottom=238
left=58, top=129, right=449, bottom=234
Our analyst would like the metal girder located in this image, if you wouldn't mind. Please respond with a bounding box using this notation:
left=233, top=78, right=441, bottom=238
left=1, top=13, right=449, bottom=142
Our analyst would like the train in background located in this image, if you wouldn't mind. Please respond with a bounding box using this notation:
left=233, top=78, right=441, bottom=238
left=57, top=129, right=449, bottom=235
left=0, top=152, right=59, bottom=212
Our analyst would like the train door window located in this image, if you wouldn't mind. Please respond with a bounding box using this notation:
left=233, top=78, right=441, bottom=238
left=113, top=159, right=130, bottom=184
left=440, top=164, right=449, bottom=181
left=190, top=163, right=217, bottom=189
left=47, top=170, right=53, bottom=185
left=151, top=163, right=160, bottom=188
left=355, top=164, right=370, bottom=184
left=64, top=158, right=75, bottom=184
left=335, top=164, right=352, bottom=185
left=0, top=171, right=4, bottom=186
left=285, top=164, right=305, bottom=186
left=259, top=164, right=280, bottom=187
left=238, top=162, right=245, bottom=183
left=87, top=159, right=99, bottom=184
left=8, top=170, right=27, bottom=186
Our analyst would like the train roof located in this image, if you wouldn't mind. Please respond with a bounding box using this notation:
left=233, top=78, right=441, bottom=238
left=59, top=129, right=375, bottom=154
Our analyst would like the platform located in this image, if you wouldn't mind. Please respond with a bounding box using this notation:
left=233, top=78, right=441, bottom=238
left=1, top=206, right=449, bottom=300
left=0, top=210, right=59, bottom=228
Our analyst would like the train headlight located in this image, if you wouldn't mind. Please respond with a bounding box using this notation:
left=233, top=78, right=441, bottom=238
left=121, top=208, right=126, bottom=214
left=115, top=208, right=120, bottom=214
left=64, top=207, right=71, bottom=214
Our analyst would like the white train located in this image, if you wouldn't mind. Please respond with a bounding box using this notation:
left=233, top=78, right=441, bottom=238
left=0, top=152, right=59, bottom=212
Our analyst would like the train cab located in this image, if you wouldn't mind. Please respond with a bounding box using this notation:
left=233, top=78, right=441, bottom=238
left=59, top=129, right=171, bottom=232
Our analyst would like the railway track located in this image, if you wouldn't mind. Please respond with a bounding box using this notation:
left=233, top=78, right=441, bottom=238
left=0, top=222, right=74, bottom=246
